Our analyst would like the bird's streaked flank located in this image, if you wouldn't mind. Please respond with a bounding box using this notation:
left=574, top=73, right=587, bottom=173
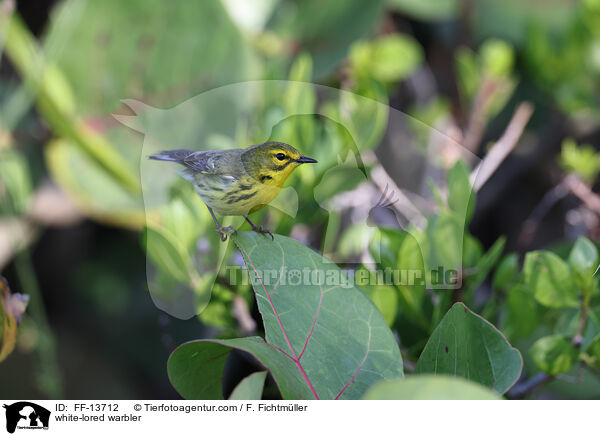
left=149, top=142, right=317, bottom=241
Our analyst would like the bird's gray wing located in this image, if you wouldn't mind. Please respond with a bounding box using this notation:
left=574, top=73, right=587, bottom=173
left=182, top=150, right=244, bottom=175
left=150, top=148, right=242, bottom=180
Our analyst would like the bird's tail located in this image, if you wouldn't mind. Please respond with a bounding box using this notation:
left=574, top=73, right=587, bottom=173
left=148, top=149, right=193, bottom=163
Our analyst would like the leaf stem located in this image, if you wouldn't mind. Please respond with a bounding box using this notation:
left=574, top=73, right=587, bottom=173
left=572, top=293, right=591, bottom=348
left=2, top=13, right=140, bottom=194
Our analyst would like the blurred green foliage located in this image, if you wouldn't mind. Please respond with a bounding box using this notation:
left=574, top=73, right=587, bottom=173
left=1, top=0, right=600, bottom=400
left=560, top=138, right=600, bottom=184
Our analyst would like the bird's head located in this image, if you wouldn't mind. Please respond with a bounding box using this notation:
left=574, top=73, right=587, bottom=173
left=242, top=141, right=317, bottom=186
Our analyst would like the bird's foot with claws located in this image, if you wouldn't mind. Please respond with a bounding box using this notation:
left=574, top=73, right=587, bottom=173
left=216, top=225, right=237, bottom=242
left=244, top=216, right=274, bottom=240
left=249, top=224, right=274, bottom=240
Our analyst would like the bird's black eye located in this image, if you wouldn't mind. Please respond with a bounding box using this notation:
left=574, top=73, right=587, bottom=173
left=275, top=153, right=286, bottom=161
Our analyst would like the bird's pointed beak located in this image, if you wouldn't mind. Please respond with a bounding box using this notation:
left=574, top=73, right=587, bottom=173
left=296, top=155, right=318, bottom=164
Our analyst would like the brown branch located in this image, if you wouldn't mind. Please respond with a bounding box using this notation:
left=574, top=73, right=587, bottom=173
left=369, top=164, right=427, bottom=230
left=470, top=102, right=534, bottom=191
left=518, top=178, right=571, bottom=248
left=565, top=174, right=600, bottom=216
left=518, top=173, right=600, bottom=248
left=462, top=78, right=499, bottom=154
left=507, top=372, right=553, bottom=399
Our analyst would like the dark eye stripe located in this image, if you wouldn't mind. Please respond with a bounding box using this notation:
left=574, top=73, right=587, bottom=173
left=273, top=160, right=293, bottom=171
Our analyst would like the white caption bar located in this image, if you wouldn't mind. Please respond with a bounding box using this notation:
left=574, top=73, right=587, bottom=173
left=1, top=400, right=597, bottom=436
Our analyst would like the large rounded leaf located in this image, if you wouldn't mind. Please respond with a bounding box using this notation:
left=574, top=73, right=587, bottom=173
left=415, top=303, right=522, bottom=394
left=363, top=375, right=500, bottom=400
left=168, top=232, right=403, bottom=400
left=44, top=0, right=255, bottom=115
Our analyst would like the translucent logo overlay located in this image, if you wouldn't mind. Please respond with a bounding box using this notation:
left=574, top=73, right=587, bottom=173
left=114, top=81, right=480, bottom=319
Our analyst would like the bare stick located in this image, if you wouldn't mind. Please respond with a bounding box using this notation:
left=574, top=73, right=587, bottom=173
left=462, top=78, right=498, bottom=154
left=470, top=102, right=534, bottom=192
left=507, top=372, right=553, bottom=399
left=518, top=178, right=570, bottom=248
left=369, top=164, right=427, bottom=230
left=565, top=175, right=600, bottom=215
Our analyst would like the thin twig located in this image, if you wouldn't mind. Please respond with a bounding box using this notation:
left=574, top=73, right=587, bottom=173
left=369, top=164, right=427, bottom=230
left=572, top=302, right=589, bottom=348
left=507, top=372, right=553, bottom=399
left=565, top=174, right=600, bottom=216
left=462, top=78, right=498, bottom=154
left=470, top=102, right=534, bottom=191
left=518, top=178, right=571, bottom=248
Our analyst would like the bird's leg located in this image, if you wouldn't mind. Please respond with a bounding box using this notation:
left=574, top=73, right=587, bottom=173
left=206, top=205, right=236, bottom=241
left=244, top=216, right=274, bottom=240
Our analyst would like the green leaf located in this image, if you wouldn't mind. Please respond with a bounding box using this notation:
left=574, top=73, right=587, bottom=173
left=423, top=212, right=464, bottom=278
left=283, top=53, right=316, bottom=147
left=472, top=0, right=576, bottom=45
left=0, top=148, right=32, bottom=214
left=198, top=284, right=237, bottom=330
left=168, top=341, right=231, bottom=399
left=448, top=160, right=475, bottom=223
left=554, top=307, right=600, bottom=351
left=568, top=236, right=598, bottom=295
left=350, top=35, right=423, bottom=83
left=530, top=335, right=578, bottom=375
left=169, top=232, right=403, bottom=400
left=45, top=138, right=144, bottom=228
left=559, top=139, right=600, bottom=184
left=371, top=228, right=406, bottom=271
left=569, top=236, right=598, bottom=273
left=524, top=251, right=579, bottom=308
left=492, top=253, right=518, bottom=290
left=585, top=334, right=600, bottom=368
left=415, top=302, right=522, bottom=394
left=44, top=0, right=254, bottom=115
left=5, top=15, right=141, bottom=194
left=143, top=225, right=191, bottom=283
left=503, top=284, right=538, bottom=339
left=341, top=80, right=389, bottom=151
left=360, top=271, right=398, bottom=327
left=454, top=39, right=516, bottom=120
left=363, top=375, right=500, bottom=399
left=159, top=197, right=203, bottom=254
left=229, top=371, right=268, bottom=400
left=465, top=237, right=506, bottom=294
left=480, top=39, right=514, bottom=77
left=462, top=235, right=483, bottom=269
left=455, top=47, right=480, bottom=102
left=290, top=0, right=384, bottom=77
left=395, top=231, right=428, bottom=329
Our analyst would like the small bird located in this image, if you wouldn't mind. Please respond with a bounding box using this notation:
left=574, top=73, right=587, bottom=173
left=149, top=141, right=317, bottom=241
